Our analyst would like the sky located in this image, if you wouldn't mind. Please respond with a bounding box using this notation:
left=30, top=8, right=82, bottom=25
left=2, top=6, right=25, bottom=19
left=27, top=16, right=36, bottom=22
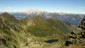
left=0, top=0, right=85, bottom=14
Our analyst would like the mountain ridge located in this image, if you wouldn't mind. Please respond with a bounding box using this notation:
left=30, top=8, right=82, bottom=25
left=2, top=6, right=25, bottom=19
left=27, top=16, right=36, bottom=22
left=8, top=10, right=85, bottom=26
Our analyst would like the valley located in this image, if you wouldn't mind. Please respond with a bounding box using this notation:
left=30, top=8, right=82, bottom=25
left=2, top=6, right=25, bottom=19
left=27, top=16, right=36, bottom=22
left=0, top=12, right=85, bottom=48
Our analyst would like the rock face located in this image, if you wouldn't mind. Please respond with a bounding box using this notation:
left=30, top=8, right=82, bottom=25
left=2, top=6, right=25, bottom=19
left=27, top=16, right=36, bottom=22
left=64, top=16, right=85, bottom=48
left=80, top=16, right=85, bottom=32
left=80, top=16, right=85, bottom=38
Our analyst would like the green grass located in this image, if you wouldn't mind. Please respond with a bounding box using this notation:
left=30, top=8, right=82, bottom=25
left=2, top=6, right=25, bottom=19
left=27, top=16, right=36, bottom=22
left=0, top=13, right=73, bottom=48
left=27, top=16, right=70, bottom=38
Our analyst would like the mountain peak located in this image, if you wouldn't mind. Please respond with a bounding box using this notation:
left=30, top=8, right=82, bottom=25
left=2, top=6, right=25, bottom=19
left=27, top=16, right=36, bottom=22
left=25, top=9, right=43, bottom=15
left=0, top=12, right=17, bottom=23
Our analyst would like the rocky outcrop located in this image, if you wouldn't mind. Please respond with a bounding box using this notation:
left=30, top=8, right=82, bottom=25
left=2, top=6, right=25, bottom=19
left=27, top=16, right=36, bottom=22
left=80, top=16, right=85, bottom=30
left=79, top=16, right=85, bottom=38
left=65, top=16, right=85, bottom=47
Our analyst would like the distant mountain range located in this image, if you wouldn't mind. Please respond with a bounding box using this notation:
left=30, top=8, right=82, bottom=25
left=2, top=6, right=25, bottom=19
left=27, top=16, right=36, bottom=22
left=2, top=10, right=85, bottom=26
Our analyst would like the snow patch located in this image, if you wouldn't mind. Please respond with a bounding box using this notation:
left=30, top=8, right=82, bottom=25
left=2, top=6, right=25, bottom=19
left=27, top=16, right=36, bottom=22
left=73, top=18, right=75, bottom=20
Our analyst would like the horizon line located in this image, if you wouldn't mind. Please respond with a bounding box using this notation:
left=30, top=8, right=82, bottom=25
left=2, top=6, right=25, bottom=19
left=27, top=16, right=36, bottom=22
left=0, top=9, right=85, bottom=15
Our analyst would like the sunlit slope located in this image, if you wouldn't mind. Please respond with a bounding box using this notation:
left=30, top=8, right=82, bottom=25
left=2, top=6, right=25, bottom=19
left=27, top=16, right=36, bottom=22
left=0, top=13, right=72, bottom=48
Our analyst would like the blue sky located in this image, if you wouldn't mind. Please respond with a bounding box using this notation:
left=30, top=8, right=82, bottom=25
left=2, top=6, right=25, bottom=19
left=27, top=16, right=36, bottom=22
left=0, top=0, right=85, bottom=14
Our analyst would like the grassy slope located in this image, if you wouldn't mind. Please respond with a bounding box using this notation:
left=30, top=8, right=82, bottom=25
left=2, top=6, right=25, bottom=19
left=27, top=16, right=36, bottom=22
left=0, top=13, right=72, bottom=48
left=22, top=16, right=70, bottom=39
